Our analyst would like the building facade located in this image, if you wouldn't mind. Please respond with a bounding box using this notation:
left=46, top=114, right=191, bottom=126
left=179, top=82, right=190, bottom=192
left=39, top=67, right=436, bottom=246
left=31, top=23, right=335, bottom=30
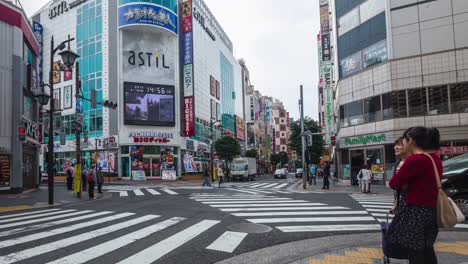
left=0, top=0, right=41, bottom=193
left=328, top=0, right=468, bottom=185
left=272, top=100, right=290, bottom=156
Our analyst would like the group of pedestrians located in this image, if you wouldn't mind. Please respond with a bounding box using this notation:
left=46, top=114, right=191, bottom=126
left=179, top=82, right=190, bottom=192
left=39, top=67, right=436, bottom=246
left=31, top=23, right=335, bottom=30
left=201, top=163, right=227, bottom=188
left=65, top=163, right=104, bottom=199
left=308, top=163, right=331, bottom=189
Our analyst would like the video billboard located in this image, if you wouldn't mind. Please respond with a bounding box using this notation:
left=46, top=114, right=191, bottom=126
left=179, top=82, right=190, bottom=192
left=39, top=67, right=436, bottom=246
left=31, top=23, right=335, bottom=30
left=124, top=82, right=175, bottom=126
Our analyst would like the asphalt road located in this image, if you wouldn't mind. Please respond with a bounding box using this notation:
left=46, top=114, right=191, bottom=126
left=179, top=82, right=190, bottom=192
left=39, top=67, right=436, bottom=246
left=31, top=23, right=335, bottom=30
left=0, top=174, right=466, bottom=264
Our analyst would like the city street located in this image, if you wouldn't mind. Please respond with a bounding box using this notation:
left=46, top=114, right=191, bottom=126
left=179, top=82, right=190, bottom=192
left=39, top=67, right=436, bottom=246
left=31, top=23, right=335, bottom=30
left=1, top=175, right=467, bottom=264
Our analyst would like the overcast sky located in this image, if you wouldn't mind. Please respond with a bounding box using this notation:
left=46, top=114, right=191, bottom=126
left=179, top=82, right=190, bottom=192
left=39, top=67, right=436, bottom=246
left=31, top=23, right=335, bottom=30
left=23, top=0, right=320, bottom=120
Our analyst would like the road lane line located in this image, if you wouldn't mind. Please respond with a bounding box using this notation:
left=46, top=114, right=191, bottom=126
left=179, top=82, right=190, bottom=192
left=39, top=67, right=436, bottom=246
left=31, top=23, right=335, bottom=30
left=206, top=231, right=248, bottom=253
left=117, top=220, right=220, bottom=264
left=232, top=211, right=369, bottom=217
left=202, top=200, right=307, bottom=204
left=0, top=210, right=93, bottom=229
left=0, top=209, right=60, bottom=220
left=225, top=188, right=260, bottom=194
left=261, top=183, right=279, bottom=188
left=241, top=188, right=273, bottom=194
left=145, top=188, right=161, bottom=195
left=276, top=191, right=293, bottom=194
left=0, top=211, right=113, bottom=238
left=455, top=224, right=468, bottom=228
left=193, top=198, right=291, bottom=202
left=161, top=188, right=178, bottom=195
left=273, top=183, right=288, bottom=189
left=250, top=183, right=269, bottom=188
left=359, top=202, right=394, bottom=205
left=247, top=216, right=375, bottom=223
left=0, top=212, right=135, bottom=249
left=0, top=209, right=76, bottom=224
left=0, top=215, right=159, bottom=264
left=276, top=224, right=382, bottom=232
left=46, top=217, right=185, bottom=264
left=133, top=189, right=144, bottom=196
left=372, top=213, right=393, bottom=217
left=220, top=206, right=350, bottom=212
left=211, top=203, right=325, bottom=208
left=362, top=205, right=392, bottom=209
left=366, top=208, right=391, bottom=212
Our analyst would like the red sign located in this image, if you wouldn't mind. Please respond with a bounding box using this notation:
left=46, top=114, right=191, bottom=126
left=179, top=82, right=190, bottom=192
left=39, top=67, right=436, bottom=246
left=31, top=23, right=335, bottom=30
left=183, top=96, right=195, bottom=136
left=439, top=146, right=468, bottom=156
left=182, top=17, right=192, bottom=33
left=63, top=66, right=72, bottom=81
left=133, top=137, right=170, bottom=143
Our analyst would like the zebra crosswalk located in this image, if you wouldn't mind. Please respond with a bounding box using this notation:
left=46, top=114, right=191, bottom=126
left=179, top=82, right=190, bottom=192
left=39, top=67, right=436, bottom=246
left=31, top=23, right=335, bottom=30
left=191, top=194, right=381, bottom=233
left=352, top=195, right=468, bottom=229
left=105, top=186, right=179, bottom=197
left=223, top=181, right=312, bottom=195
left=0, top=208, right=227, bottom=263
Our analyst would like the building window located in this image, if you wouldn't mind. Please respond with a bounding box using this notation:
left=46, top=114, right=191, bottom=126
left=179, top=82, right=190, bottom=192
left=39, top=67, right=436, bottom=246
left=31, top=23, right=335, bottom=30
left=382, top=91, right=407, bottom=119
left=347, top=100, right=364, bottom=126
left=280, top=139, right=286, bottom=145
left=359, top=0, right=385, bottom=24
left=408, top=88, right=427, bottom=116
left=280, top=125, right=286, bottom=131
left=339, top=105, right=347, bottom=127
left=282, top=146, right=286, bottom=151
left=450, top=83, right=468, bottom=113
left=275, top=118, right=280, bottom=124
left=428, top=86, right=448, bottom=115
left=281, top=133, right=285, bottom=137
left=363, top=95, right=382, bottom=123
left=338, top=7, right=360, bottom=36
left=275, top=131, right=280, bottom=138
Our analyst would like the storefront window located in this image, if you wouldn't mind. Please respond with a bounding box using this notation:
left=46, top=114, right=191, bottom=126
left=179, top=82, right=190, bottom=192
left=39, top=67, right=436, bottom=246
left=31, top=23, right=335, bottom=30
left=143, top=146, right=160, bottom=155
left=121, top=146, right=129, bottom=154
left=408, top=88, right=427, bottom=116
left=363, top=95, right=382, bottom=123
left=382, top=91, right=407, bottom=119
left=450, top=83, right=468, bottom=113
left=428, top=86, right=448, bottom=115
left=347, top=100, right=364, bottom=125
left=338, top=7, right=359, bottom=36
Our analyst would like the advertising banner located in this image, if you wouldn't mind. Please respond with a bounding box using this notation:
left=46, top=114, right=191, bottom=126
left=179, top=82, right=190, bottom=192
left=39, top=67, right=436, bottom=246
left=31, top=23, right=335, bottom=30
left=63, top=66, right=72, bottom=81
left=63, top=85, right=72, bottom=109
left=216, top=80, right=220, bottom=100
left=320, top=5, right=329, bottom=34
left=52, top=61, right=61, bottom=84
left=32, top=21, right=43, bottom=85
left=183, top=64, right=193, bottom=96
left=235, top=115, right=245, bottom=141
left=210, top=75, right=216, bottom=96
left=182, top=32, right=193, bottom=64
left=97, top=151, right=115, bottom=173
left=0, top=155, right=11, bottom=189
left=341, top=52, right=362, bottom=77
left=118, top=3, right=178, bottom=34
left=321, top=33, right=331, bottom=62
left=362, top=40, right=388, bottom=68
left=183, top=96, right=195, bottom=136
left=124, top=82, right=175, bottom=126
left=317, top=34, right=324, bottom=86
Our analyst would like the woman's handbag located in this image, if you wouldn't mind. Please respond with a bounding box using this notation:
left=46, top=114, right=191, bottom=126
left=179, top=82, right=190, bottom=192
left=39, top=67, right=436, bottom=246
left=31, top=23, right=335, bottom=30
left=423, top=153, right=464, bottom=228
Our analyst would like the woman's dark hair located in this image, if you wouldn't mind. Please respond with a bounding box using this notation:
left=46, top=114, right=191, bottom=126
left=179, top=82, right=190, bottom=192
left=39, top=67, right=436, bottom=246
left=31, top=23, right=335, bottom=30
left=362, top=164, right=369, bottom=169
left=394, top=136, right=404, bottom=146
left=403, top=127, right=440, bottom=150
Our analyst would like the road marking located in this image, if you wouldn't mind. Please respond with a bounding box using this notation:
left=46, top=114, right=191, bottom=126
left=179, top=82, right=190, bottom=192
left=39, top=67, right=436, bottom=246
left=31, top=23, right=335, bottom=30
left=117, top=220, right=220, bottom=264
left=232, top=211, right=369, bottom=217
left=210, top=203, right=325, bottom=208
left=455, top=224, right=468, bottom=228
left=359, top=202, right=394, bottom=205
left=250, top=183, right=269, bottom=188
left=225, top=188, right=260, bottom=194
left=108, top=190, right=129, bottom=197
left=206, top=231, right=248, bottom=253
left=362, top=205, right=392, bottom=209
left=0, top=209, right=76, bottom=224
left=241, top=188, right=273, bottom=194
left=261, top=183, right=278, bottom=188
left=0, top=209, right=60, bottom=220
left=0, top=205, right=33, bottom=213
left=193, top=198, right=291, bottom=202
left=366, top=208, right=390, bottom=212
left=161, top=188, right=178, bottom=195
left=220, top=206, right=350, bottom=212
left=0, top=215, right=159, bottom=264
left=273, top=183, right=288, bottom=189
left=372, top=213, right=393, bottom=217
left=0, top=211, right=113, bottom=238
left=276, top=224, right=382, bottom=232
left=133, top=189, right=144, bottom=196
left=247, top=216, right=375, bottom=224
left=46, top=217, right=185, bottom=264
left=202, top=200, right=308, bottom=204
left=0, top=210, right=93, bottom=229
left=276, top=191, right=293, bottom=194
left=0, top=212, right=135, bottom=249
left=145, top=188, right=161, bottom=195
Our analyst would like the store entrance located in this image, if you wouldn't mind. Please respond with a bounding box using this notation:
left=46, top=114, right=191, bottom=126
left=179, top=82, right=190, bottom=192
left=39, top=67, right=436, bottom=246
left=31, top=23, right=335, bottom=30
left=350, top=150, right=364, bottom=185
left=143, top=156, right=161, bottom=179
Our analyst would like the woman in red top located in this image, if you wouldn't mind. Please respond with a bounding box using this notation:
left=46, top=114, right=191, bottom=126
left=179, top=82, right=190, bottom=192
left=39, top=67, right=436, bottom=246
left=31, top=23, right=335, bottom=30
left=387, top=127, right=442, bottom=264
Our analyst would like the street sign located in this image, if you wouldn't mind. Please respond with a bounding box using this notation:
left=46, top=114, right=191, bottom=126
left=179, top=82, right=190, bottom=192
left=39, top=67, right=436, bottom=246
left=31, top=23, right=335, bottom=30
left=76, top=99, right=83, bottom=113
left=76, top=113, right=84, bottom=125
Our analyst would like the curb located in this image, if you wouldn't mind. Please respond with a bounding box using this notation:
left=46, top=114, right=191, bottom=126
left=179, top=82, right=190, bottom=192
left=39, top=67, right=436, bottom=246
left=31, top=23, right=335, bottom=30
left=215, top=232, right=468, bottom=264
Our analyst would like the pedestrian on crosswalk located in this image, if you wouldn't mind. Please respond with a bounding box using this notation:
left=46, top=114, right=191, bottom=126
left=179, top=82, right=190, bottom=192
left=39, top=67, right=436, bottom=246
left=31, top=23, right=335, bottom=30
left=217, top=166, right=224, bottom=188
left=322, top=163, right=330, bottom=189
left=81, top=163, right=88, bottom=192
left=97, top=167, right=104, bottom=193
left=202, top=164, right=212, bottom=187
left=87, top=164, right=97, bottom=198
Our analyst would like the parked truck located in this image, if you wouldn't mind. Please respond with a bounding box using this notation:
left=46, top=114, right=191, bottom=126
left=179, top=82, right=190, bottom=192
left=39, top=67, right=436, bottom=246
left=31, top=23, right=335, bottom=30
left=230, top=157, right=257, bottom=181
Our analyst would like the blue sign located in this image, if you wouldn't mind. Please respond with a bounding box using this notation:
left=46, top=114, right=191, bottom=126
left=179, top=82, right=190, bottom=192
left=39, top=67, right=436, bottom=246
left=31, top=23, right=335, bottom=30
left=118, top=3, right=178, bottom=35
left=183, top=32, right=193, bottom=65
left=76, top=99, right=83, bottom=113
left=32, top=21, right=43, bottom=85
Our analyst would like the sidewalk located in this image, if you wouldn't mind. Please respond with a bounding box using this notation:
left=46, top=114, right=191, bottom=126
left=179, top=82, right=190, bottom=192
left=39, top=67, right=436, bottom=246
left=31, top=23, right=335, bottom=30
left=0, top=183, right=110, bottom=213
left=217, top=232, right=468, bottom=264
left=293, top=177, right=394, bottom=196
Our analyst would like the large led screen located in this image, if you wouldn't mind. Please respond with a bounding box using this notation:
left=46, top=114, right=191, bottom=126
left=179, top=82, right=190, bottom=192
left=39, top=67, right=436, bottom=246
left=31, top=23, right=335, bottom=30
left=124, top=82, right=175, bottom=126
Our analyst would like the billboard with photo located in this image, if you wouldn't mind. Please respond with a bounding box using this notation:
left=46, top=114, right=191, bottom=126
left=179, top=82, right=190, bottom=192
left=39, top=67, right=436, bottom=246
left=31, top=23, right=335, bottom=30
left=124, top=82, right=175, bottom=126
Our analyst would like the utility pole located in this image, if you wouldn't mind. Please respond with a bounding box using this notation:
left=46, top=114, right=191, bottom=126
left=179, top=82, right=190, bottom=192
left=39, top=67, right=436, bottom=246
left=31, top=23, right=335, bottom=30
left=300, top=85, right=306, bottom=189
left=74, top=62, right=81, bottom=198
left=47, top=36, right=55, bottom=205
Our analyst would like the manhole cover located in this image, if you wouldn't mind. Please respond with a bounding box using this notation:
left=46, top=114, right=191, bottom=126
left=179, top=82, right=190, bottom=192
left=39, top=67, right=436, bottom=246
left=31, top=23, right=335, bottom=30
left=227, top=223, right=272, bottom=233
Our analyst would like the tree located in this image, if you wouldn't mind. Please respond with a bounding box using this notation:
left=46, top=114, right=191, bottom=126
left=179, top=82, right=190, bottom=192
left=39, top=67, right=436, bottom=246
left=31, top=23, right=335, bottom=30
left=214, top=136, right=241, bottom=164
left=270, top=151, right=289, bottom=167
left=245, top=149, right=258, bottom=158
left=278, top=151, right=289, bottom=166
left=289, top=117, right=324, bottom=164
left=270, top=153, right=281, bottom=166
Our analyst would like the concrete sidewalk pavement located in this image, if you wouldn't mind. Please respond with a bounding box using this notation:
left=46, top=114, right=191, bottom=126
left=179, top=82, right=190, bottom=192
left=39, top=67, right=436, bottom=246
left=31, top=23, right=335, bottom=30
left=293, top=177, right=394, bottom=195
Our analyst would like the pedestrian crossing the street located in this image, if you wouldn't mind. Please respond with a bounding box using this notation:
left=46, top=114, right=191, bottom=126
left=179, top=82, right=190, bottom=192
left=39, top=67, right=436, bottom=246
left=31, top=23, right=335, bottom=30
left=352, top=195, right=468, bottom=230
left=191, top=194, right=381, bottom=233
left=104, top=186, right=179, bottom=197
left=0, top=208, right=227, bottom=263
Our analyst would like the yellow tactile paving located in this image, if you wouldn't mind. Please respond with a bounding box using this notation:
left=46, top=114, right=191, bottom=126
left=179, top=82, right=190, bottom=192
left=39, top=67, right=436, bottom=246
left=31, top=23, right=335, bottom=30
left=0, top=205, right=33, bottom=212
left=308, top=241, right=468, bottom=264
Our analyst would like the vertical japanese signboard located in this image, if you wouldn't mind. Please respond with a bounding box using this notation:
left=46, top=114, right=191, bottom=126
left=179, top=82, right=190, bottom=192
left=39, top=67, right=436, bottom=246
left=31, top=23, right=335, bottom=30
left=182, top=0, right=195, bottom=136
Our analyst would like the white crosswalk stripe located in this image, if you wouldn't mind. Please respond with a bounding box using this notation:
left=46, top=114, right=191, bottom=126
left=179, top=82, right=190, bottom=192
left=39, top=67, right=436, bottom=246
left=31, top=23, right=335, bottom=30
left=0, top=209, right=76, bottom=224
left=0, top=210, right=92, bottom=229
left=191, top=194, right=380, bottom=233
left=224, top=181, right=296, bottom=194
left=0, top=208, right=227, bottom=263
left=107, top=187, right=178, bottom=197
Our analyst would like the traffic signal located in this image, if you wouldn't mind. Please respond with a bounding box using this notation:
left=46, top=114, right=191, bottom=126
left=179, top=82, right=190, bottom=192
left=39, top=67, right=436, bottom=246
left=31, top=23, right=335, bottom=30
left=91, top=89, right=97, bottom=109
left=306, top=134, right=313, bottom=146
left=331, top=135, right=336, bottom=146
left=103, top=100, right=117, bottom=110
left=18, top=126, right=26, bottom=141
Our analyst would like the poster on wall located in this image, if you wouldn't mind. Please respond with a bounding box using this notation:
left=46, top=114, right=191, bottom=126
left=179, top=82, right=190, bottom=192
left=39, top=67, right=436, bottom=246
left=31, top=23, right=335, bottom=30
left=211, top=99, right=216, bottom=119
left=320, top=5, right=329, bottom=34
left=0, top=155, right=11, bottom=189
left=341, top=52, right=362, bottom=77
left=183, top=153, right=195, bottom=172
left=183, top=96, right=195, bottom=136
left=371, top=164, right=384, bottom=181
left=215, top=80, right=220, bottom=100
left=63, top=66, right=72, bottom=81
left=124, top=82, right=175, bottom=126
left=97, top=151, right=115, bottom=173
left=130, top=146, right=144, bottom=179
left=52, top=61, right=61, bottom=84
left=235, top=115, right=245, bottom=141
left=162, top=170, right=176, bottom=180
left=321, top=33, right=331, bottom=62
left=63, top=85, right=72, bottom=109
left=53, top=89, right=61, bottom=110
left=363, top=40, right=388, bottom=68
left=210, top=75, right=216, bottom=96
left=216, top=103, right=221, bottom=121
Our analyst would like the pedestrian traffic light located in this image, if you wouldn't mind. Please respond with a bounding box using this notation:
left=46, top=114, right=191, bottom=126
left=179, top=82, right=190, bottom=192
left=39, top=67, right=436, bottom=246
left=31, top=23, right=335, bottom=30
left=91, top=89, right=97, bottom=109
left=331, top=135, right=336, bottom=146
left=103, top=100, right=117, bottom=110
left=18, top=126, right=26, bottom=141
